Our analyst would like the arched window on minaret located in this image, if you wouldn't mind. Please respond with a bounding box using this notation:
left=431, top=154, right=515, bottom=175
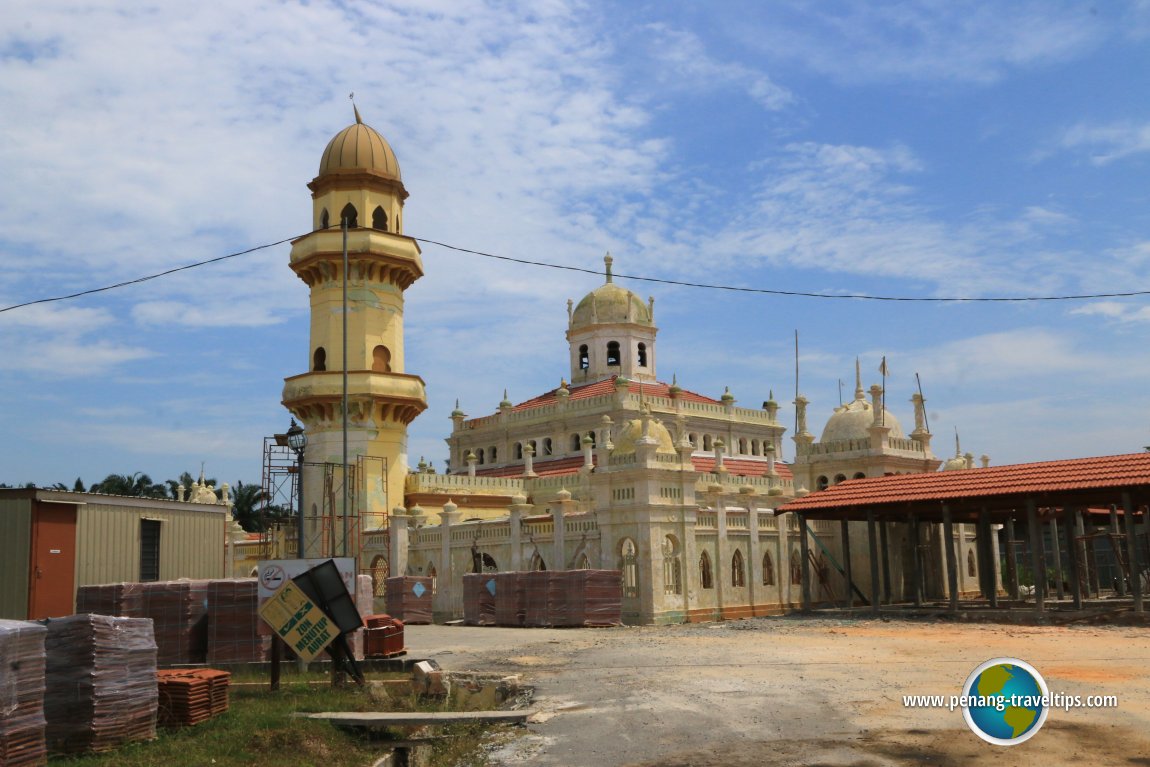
left=372, top=206, right=388, bottom=231
left=313, top=347, right=326, bottom=371
left=606, top=341, right=621, bottom=366
left=477, top=448, right=485, bottom=465
left=514, top=443, right=523, bottom=460
left=320, top=208, right=330, bottom=230
left=340, top=202, right=358, bottom=229
left=490, top=446, right=497, bottom=462
left=570, top=433, right=581, bottom=452
left=372, top=345, right=391, bottom=373
left=637, top=342, right=647, bottom=367
left=579, top=345, right=589, bottom=370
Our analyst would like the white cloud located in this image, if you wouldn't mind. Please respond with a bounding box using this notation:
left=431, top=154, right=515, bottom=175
left=638, top=23, right=793, bottom=110
left=728, top=1, right=1108, bottom=84
left=1053, top=121, right=1150, bottom=165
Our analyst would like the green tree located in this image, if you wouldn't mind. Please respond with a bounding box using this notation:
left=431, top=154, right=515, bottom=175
left=230, top=480, right=269, bottom=532
left=91, top=472, right=167, bottom=498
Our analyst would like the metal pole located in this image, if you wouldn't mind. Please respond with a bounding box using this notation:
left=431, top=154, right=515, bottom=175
left=296, top=449, right=305, bottom=558
left=342, top=215, right=350, bottom=557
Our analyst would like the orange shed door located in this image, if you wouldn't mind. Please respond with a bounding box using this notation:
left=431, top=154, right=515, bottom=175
left=28, top=503, right=78, bottom=619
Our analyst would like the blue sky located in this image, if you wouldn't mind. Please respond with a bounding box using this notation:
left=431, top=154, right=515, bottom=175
left=3, top=0, right=1150, bottom=490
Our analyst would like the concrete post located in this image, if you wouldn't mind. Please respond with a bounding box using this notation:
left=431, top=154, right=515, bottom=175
left=509, top=494, right=529, bottom=571
left=389, top=508, right=409, bottom=577
left=437, top=500, right=460, bottom=621
left=551, top=489, right=571, bottom=571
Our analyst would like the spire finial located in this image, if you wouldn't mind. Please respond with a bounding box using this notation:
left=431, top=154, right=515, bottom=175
left=351, top=93, right=362, bottom=124
left=955, top=427, right=961, bottom=458
left=854, top=357, right=863, bottom=399
left=604, top=252, right=613, bottom=283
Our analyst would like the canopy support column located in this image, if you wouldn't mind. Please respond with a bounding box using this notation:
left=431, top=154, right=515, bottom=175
left=799, top=513, right=812, bottom=612
left=1065, top=508, right=1082, bottom=610
left=1027, top=499, right=1046, bottom=614
left=942, top=504, right=959, bottom=612
left=867, top=510, right=880, bottom=616
left=1123, top=493, right=1143, bottom=613
left=840, top=519, right=854, bottom=610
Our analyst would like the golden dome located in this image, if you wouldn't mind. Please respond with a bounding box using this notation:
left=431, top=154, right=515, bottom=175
left=612, top=417, right=677, bottom=456
left=318, top=108, right=402, bottom=181
left=571, top=256, right=651, bottom=329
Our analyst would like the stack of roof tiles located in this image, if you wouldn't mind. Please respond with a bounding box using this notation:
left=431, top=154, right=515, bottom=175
left=561, top=570, right=623, bottom=627
left=462, top=574, right=496, bottom=626
left=206, top=579, right=268, bottom=664
left=75, top=582, right=145, bottom=618
left=142, top=580, right=209, bottom=666
left=0, top=620, right=47, bottom=767
left=42, top=614, right=157, bottom=755
left=155, top=669, right=230, bottom=727
left=522, top=571, right=569, bottom=628
left=384, top=577, right=433, bottom=624
left=493, top=572, right=526, bottom=627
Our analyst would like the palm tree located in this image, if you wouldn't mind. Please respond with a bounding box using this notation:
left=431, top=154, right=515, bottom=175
left=91, top=472, right=167, bottom=497
left=231, top=481, right=270, bottom=532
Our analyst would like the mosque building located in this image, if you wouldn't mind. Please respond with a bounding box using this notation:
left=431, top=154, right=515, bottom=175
left=284, top=113, right=992, bottom=623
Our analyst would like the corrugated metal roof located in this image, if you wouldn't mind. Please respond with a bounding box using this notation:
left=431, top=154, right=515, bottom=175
left=779, top=452, right=1150, bottom=514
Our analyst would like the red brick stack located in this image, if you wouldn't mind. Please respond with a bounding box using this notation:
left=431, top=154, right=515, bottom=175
left=142, top=580, right=209, bottom=666
left=522, top=571, right=561, bottom=627
left=362, top=615, right=405, bottom=658
left=493, top=572, right=525, bottom=627
left=42, top=615, right=158, bottom=754
left=206, top=579, right=268, bottom=664
left=0, top=620, right=47, bottom=767
left=155, top=669, right=230, bottom=727
left=462, top=574, right=497, bottom=625
left=384, top=577, right=433, bottom=624
left=561, top=570, right=623, bottom=627
left=75, top=583, right=144, bottom=618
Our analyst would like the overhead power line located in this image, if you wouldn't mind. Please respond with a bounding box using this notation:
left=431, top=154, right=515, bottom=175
left=3, top=231, right=1150, bottom=316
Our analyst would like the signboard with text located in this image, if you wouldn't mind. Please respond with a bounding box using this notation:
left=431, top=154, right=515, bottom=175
left=257, top=580, right=340, bottom=662
left=257, top=557, right=356, bottom=600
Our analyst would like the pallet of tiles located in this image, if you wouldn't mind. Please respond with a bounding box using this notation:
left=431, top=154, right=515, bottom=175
left=75, top=582, right=144, bottom=619
left=522, top=571, right=557, bottom=628
left=384, top=577, right=433, bottom=624
left=462, top=574, right=497, bottom=626
left=42, top=615, right=158, bottom=755
left=0, top=620, right=47, bottom=767
left=142, top=580, right=209, bottom=666
left=559, top=570, right=623, bottom=627
left=206, top=579, right=269, bottom=664
left=493, top=572, right=525, bottom=627
left=156, top=669, right=230, bottom=727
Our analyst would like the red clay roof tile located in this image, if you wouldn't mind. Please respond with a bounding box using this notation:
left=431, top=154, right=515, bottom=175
left=780, top=452, right=1150, bottom=512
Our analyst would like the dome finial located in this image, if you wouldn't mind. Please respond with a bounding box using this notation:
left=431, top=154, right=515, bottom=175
left=352, top=93, right=363, bottom=125
left=604, top=252, right=613, bottom=283
left=854, top=356, right=864, bottom=400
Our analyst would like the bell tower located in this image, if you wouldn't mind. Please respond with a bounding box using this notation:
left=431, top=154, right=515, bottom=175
left=282, top=108, right=427, bottom=553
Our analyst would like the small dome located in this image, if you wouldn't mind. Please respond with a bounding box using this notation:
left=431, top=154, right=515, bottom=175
left=570, top=255, right=651, bottom=329
left=941, top=456, right=968, bottom=471
left=318, top=110, right=402, bottom=180
left=612, top=417, right=677, bottom=456
left=819, top=394, right=904, bottom=443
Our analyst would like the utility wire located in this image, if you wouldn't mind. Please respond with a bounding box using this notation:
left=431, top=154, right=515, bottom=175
left=0, top=235, right=302, bottom=315
left=4, top=231, right=1150, bottom=315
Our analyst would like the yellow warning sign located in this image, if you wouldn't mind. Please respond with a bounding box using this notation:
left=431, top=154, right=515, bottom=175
left=258, top=580, right=340, bottom=662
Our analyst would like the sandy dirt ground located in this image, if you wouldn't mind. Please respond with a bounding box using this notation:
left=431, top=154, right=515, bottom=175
left=406, top=616, right=1150, bottom=766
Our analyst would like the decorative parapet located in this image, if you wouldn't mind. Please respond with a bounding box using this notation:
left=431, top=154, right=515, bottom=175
left=460, top=389, right=780, bottom=433
left=802, top=435, right=929, bottom=457
left=405, top=473, right=525, bottom=495
left=694, top=473, right=793, bottom=493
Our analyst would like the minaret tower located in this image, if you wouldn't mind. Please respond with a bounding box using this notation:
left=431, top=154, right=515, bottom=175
left=282, top=108, right=427, bottom=553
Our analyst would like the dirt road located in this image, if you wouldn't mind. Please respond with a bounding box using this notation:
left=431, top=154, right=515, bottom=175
left=406, top=616, right=1150, bottom=766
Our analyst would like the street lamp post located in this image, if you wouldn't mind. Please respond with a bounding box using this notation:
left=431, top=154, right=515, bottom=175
left=286, top=419, right=307, bottom=559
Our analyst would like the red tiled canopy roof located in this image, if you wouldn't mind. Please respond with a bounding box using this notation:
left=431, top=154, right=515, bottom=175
left=692, top=456, right=793, bottom=481
left=779, top=452, right=1150, bottom=520
left=474, top=456, right=590, bottom=478
left=511, top=376, right=719, bottom=412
